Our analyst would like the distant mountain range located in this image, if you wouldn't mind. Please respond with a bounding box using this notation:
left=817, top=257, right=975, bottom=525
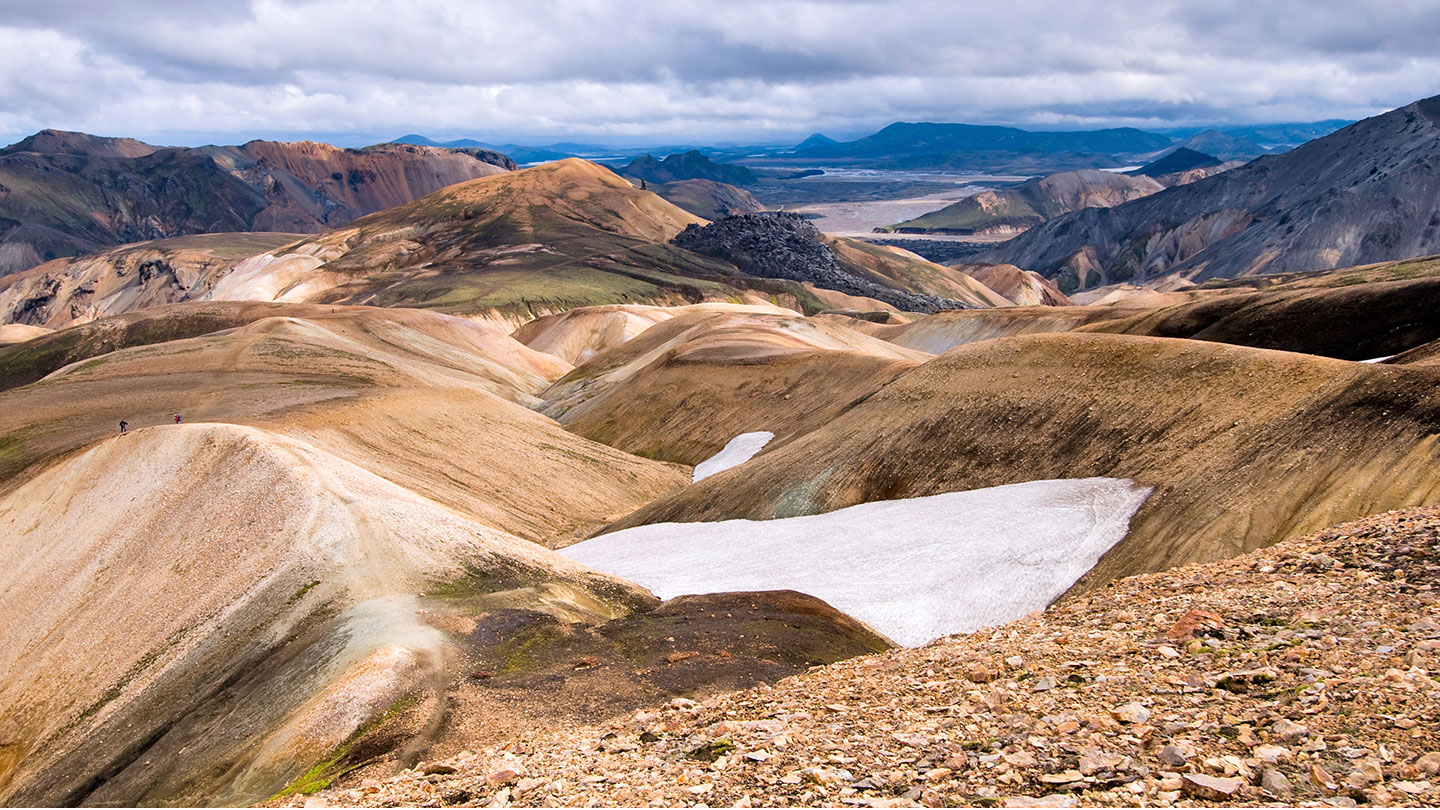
left=787, top=122, right=1174, bottom=171
left=1130, top=147, right=1222, bottom=177
left=976, top=95, right=1440, bottom=289
left=618, top=151, right=756, bottom=186
left=392, top=134, right=580, bottom=164
left=0, top=130, right=514, bottom=276
left=1156, top=120, right=1353, bottom=150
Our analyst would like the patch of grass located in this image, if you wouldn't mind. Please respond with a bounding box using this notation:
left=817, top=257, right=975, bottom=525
left=689, top=738, right=735, bottom=762
left=286, top=580, right=321, bottom=606
left=0, top=436, right=34, bottom=480
left=61, top=356, right=110, bottom=375
left=269, top=692, right=424, bottom=799
left=271, top=747, right=356, bottom=797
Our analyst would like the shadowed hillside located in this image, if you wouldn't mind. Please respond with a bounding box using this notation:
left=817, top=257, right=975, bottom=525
left=979, top=94, right=1440, bottom=289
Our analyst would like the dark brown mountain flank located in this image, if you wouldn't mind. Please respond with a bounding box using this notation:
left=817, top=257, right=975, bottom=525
left=978, top=95, right=1440, bottom=290
left=609, top=333, right=1440, bottom=593
left=0, top=131, right=514, bottom=276
left=1077, top=256, right=1440, bottom=361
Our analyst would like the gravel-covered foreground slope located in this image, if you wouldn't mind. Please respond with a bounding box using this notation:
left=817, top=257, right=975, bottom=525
left=286, top=507, right=1440, bottom=808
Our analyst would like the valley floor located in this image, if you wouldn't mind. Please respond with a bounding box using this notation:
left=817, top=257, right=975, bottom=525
left=281, top=507, right=1440, bottom=808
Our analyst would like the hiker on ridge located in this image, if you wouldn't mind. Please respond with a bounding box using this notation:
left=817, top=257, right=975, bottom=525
left=119, top=420, right=128, bottom=434
left=174, top=413, right=183, bottom=423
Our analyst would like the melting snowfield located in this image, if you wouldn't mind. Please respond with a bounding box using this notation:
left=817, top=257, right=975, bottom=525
left=564, top=478, right=1152, bottom=647
left=691, top=431, right=775, bottom=482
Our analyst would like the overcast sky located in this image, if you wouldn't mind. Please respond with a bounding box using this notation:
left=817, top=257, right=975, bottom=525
left=2, top=0, right=1438, bottom=147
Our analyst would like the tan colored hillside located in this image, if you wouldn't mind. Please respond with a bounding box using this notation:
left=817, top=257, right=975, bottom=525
left=869, top=306, right=1125, bottom=354
left=0, top=303, right=683, bottom=545
left=965, top=264, right=1073, bottom=307
left=611, top=333, right=1440, bottom=592
left=540, top=309, right=929, bottom=465
left=0, top=422, right=653, bottom=806
left=512, top=301, right=797, bottom=365
left=0, top=232, right=302, bottom=329
left=0, top=300, right=897, bottom=806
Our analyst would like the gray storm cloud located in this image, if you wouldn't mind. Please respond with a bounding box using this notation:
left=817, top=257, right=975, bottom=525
left=1, top=0, right=1437, bottom=145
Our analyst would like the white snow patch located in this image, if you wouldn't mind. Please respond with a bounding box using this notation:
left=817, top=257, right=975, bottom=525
left=691, top=431, right=774, bottom=482
left=563, top=478, right=1151, bottom=647
left=1361, top=355, right=1394, bottom=364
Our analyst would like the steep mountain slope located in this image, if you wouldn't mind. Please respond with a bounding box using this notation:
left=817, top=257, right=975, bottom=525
left=883, top=170, right=1163, bottom=236
left=619, top=151, right=756, bottom=186
left=978, top=95, right=1440, bottom=290
left=0, top=132, right=514, bottom=276
left=539, top=309, right=928, bottom=465
left=1076, top=266, right=1440, bottom=360
left=0, top=232, right=301, bottom=329
left=609, top=333, right=1440, bottom=593
left=877, top=253, right=1440, bottom=358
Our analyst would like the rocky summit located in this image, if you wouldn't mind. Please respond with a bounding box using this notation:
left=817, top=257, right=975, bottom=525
left=673, top=213, right=971, bottom=313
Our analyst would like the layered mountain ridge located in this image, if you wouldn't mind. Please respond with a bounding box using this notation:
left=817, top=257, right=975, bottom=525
left=978, top=95, right=1440, bottom=289
left=0, top=131, right=515, bottom=277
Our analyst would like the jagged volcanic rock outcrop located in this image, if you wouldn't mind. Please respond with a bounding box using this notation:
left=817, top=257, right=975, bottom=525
left=672, top=213, right=971, bottom=313
left=978, top=94, right=1440, bottom=290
